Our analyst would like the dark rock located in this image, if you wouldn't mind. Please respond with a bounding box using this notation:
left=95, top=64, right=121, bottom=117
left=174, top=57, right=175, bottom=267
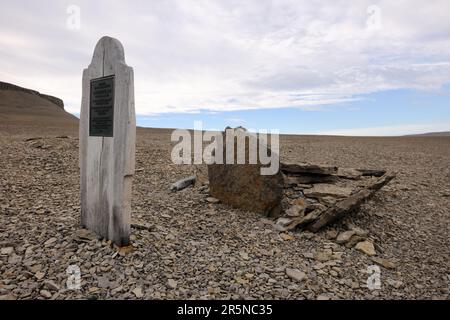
left=284, top=174, right=337, bottom=185
left=208, top=128, right=284, bottom=217
left=357, top=169, right=386, bottom=177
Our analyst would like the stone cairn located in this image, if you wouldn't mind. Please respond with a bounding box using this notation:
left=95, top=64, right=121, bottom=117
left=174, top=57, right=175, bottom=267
left=276, top=163, right=395, bottom=232
left=172, top=127, right=395, bottom=233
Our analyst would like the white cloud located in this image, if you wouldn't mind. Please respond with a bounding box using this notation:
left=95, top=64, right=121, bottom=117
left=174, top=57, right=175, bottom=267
left=0, top=0, right=450, bottom=115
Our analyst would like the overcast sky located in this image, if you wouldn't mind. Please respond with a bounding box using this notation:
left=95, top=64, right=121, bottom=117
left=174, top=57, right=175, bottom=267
left=1, top=0, right=450, bottom=135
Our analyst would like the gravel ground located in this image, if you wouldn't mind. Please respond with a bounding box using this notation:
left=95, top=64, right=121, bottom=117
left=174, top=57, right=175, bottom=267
left=0, top=125, right=449, bottom=300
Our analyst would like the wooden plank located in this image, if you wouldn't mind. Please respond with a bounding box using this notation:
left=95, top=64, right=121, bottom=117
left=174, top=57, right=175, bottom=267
left=306, top=172, right=396, bottom=232
left=79, top=36, right=135, bottom=246
left=281, top=162, right=338, bottom=175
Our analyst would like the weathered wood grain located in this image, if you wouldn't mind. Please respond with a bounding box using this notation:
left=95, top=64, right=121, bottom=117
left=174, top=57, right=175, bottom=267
left=281, top=162, right=338, bottom=175
left=307, top=172, right=396, bottom=232
left=79, top=36, right=135, bottom=246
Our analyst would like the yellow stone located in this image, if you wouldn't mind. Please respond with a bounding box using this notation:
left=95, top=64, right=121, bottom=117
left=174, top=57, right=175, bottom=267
left=280, top=233, right=294, bottom=241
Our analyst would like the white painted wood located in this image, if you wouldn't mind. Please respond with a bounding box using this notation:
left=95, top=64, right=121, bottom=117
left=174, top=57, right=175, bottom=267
left=79, top=36, right=135, bottom=246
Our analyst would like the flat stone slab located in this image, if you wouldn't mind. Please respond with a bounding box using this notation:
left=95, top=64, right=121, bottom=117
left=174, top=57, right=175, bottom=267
left=279, top=166, right=396, bottom=232
left=303, top=184, right=353, bottom=198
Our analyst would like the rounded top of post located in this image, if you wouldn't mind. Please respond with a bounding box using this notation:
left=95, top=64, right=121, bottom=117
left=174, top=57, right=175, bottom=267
left=90, top=36, right=126, bottom=66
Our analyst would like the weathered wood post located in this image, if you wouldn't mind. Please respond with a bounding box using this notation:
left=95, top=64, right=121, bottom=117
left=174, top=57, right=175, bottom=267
left=79, top=36, right=135, bottom=246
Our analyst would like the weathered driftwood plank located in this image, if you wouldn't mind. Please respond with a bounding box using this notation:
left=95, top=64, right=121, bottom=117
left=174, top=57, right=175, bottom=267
left=307, top=189, right=372, bottom=232
left=170, top=175, right=196, bottom=192
left=281, top=162, right=338, bottom=175
left=79, top=36, right=135, bottom=246
left=284, top=174, right=337, bottom=185
left=307, top=172, right=396, bottom=232
left=367, top=172, right=396, bottom=191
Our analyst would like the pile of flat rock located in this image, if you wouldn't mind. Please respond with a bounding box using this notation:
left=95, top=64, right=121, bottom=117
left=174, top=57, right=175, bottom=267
left=192, top=161, right=395, bottom=234
left=276, top=163, right=395, bottom=232
left=173, top=127, right=395, bottom=233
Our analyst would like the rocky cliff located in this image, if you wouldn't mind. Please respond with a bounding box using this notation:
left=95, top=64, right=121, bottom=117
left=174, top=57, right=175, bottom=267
left=0, top=81, right=78, bottom=128
left=0, top=81, right=65, bottom=110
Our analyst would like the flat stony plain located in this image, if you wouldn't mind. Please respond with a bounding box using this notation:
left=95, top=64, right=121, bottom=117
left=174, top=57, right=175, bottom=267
left=0, top=123, right=449, bottom=300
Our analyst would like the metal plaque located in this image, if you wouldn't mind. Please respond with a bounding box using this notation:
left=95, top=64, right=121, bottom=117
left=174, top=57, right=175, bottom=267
left=89, top=75, right=115, bottom=137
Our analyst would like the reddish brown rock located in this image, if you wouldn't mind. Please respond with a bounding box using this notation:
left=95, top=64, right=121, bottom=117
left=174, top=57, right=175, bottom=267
left=208, top=128, right=284, bottom=217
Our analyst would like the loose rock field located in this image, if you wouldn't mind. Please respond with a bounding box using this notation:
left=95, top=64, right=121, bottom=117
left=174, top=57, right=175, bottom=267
left=0, top=125, right=449, bottom=300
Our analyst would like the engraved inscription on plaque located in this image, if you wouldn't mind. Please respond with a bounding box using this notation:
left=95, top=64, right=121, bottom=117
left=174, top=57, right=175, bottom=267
left=89, top=76, right=115, bottom=137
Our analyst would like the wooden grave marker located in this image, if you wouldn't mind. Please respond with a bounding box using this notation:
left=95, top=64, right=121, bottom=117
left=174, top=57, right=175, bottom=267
left=79, top=36, right=135, bottom=246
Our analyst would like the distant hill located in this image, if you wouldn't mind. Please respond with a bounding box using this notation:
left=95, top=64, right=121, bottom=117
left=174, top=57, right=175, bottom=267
left=407, top=131, right=450, bottom=137
left=0, top=81, right=78, bottom=128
